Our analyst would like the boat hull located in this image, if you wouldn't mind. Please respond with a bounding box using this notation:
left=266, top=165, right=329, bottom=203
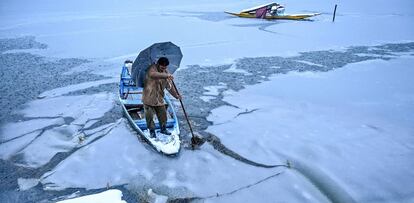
left=225, top=11, right=320, bottom=20
left=119, top=64, right=180, bottom=155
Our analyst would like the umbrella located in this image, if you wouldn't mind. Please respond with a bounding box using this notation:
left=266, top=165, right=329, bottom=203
left=131, top=42, right=183, bottom=87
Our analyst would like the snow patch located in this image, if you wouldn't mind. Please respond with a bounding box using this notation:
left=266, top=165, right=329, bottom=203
left=223, top=64, right=252, bottom=75
left=56, top=189, right=126, bottom=203
left=200, top=95, right=216, bottom=102
left=147, top=189, right=168, bottom=203
left=295, top=60, right=325, bottom=67
left=203, top=84, right=227, bottom=96
left=38, top=78, right=117, bottom=98
left=18, top=178, right=39, bottom=191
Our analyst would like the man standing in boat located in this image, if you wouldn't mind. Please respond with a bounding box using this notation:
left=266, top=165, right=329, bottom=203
left=143, top=57, right=181, bottom=138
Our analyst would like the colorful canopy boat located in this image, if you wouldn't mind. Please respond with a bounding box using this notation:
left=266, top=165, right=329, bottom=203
left=225, top=2, right=320, bottom=20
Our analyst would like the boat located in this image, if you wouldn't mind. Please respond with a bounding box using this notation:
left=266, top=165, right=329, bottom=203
left=119, top=61, right=181, bottom=155
left=225, top=2, right=320, bottom=20
left=225, top=11, right=320, bottom=20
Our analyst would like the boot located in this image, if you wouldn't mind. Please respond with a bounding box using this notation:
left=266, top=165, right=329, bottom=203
left=160, top=126, right=171, bottom=135
left=149, top=129, right=156, bottom=138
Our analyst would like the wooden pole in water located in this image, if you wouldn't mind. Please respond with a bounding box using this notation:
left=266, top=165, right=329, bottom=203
left=332, top=4, right=337, bottom=22
left=171, top=80, right=196, bottom=149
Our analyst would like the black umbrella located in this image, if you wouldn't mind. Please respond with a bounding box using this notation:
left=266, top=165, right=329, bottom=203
left=131, top=42, right=183, bottom=87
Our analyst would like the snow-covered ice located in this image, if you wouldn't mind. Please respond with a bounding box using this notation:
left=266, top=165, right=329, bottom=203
left=1, top=93, right=115, bottom=168
left=56, top=189, right=126, bottom=203
left=223, top=64, right=252, bottom=75
left=38, top=78, right=117, bottom=98
left=207, top=55, right=414, bottom=203
left=17, top=178, right=40, bottom=191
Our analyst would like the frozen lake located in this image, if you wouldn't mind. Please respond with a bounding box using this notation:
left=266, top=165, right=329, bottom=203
left=1, top=0, right=414, bottom=202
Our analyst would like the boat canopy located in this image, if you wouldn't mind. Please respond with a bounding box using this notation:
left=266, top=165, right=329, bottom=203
left=241, top=2, right=282, bottom=13
left=240, top=2, right=285, bottom=18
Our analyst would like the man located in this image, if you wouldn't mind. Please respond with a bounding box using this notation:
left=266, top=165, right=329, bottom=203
left=142, top=57, right=181, bottom=138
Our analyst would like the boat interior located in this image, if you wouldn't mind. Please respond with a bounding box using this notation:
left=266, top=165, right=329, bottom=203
left=120, top=65, right=176, bottom=131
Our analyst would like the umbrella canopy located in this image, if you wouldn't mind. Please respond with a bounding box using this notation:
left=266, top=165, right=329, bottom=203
left=131, top=42, right=183, bottom=87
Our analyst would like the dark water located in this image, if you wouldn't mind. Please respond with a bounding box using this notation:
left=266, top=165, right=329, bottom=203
left=0, top=37, right=106, bottom=125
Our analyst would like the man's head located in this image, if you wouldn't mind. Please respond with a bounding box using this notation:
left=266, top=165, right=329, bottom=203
left=157, top=57, right=169, bottom=70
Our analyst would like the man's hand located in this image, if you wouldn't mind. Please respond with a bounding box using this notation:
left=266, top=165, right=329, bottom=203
left=176, top=94, right=182, bottom=100
left=166, top=74, right=174, bottom=80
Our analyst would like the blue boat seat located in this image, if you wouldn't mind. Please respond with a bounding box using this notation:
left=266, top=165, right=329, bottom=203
left=121, top=77, right=134, bottom=86
left=135, top=119, right=175, bottom=130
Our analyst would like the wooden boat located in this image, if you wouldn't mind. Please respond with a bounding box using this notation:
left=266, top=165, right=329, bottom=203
left=225, top=11, right=320, bottom=20
left=225, top=2, right=320, bottom=20
left=119, top=61, right=180, bottom=155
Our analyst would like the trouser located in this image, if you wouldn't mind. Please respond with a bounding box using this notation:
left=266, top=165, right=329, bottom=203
left=144, top=104, right=167, bottom=131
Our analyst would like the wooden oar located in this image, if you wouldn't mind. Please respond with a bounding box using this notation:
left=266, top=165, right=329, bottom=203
left=170, top=80, right=197, bottom=149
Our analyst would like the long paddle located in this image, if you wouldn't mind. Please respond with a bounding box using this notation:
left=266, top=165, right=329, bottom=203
left=170, top=80, right=197, bottom=149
